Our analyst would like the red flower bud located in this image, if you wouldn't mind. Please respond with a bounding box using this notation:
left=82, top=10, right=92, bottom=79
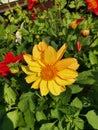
left=81, top=29, right=90, bottom=37
left=77, top=41, right=82, bottom=52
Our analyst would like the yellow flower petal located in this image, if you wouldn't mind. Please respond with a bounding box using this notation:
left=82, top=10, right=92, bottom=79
left=24, top=54, right=33, bottom=65
left=25, top=74, right=37, bottom=83
left=40, top=80, right=49, bottom=96
left=56, top=44, right=67, bottom=61
left=55, top=76, right=69, bottom=86
left=44, top=46, right=57, bottom=65
left=31, top=78, right=41, bottom=89
left=29, top=65, right=41, bottom=73
left=48, top=80, right=66, bottom=96
left=56, top=58, right=79, bottom=71
left=71, top=21, right=77, bottom=29
left=55, top=76, right=76, bottom=86
left=21, top=65, right=34, bottom=75
left=57, top=69, right=78, bottom=79
left=37, top=41, right=48, bottom=52
left=32, top=44, right=41, bottom=60
left=68, top=59, right=79, bottom=70
left=66, top=78, right=76, bottom=85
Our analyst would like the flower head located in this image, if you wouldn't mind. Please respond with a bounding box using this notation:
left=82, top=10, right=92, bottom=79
left=71, top=18, right=85, bottom=29
left=0, top=52, right=23, bottom=76
left=27, top=0, right=38, bottom=10
left=85, top=0, right=98, bottom=15
left=22, top=41, right=79, bottom=96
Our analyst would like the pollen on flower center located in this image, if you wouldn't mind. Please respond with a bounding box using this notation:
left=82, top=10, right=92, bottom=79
left=41, top=65, right=57, bottom=80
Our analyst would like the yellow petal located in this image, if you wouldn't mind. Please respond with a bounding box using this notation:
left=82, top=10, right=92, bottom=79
left=55, top=76, right=76, bottom=86
left=48, top=80, right=66, bottom=96
left=29, top=65, right=41, bottom=73
left=57, top=69, right=78, bottom=79
left=21, top=65, right=34, bottom=75
left=44, top=46, right=57, bottom=65
left=55, top=76, right=69, bottom=86
left=24, top=54, right=33, bottom=65
left=71, top=21, right=77, bottom=29
left=31, top=78, right=41, bottom=89
left=66, top=78, right=76, bottom=85
left=25, top=74, right=37, bottom=83
left=56, top=58, right=79, bottom=71
left=32, top=44, right=41, bottom=60
left=40, top=80, right=49, bottom=96
left=56, top=44, right=67, bottom=61
left=37, top=41, right=48, bottom=51
left=68, top=59, right=79, bottom=70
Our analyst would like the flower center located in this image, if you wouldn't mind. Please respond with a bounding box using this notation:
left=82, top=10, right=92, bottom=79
left=41, top=65, right=57, bottom=80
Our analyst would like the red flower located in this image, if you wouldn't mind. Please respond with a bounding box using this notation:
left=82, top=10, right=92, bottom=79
left=71, top=18, right=85, bottom=29
left=27, top=0, right=38, bottom=10
left=77, top=41, right=82, bottom=52
left=0, top=52, right=23, bottom=76
left=85, top=0, right=98, bottom=15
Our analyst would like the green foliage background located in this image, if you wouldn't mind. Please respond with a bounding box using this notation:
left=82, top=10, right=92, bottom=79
left=0, top=0, right=98, bottom=130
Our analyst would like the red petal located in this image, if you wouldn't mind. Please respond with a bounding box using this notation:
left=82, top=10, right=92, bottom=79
left=4, top=52, right=15, bottom=63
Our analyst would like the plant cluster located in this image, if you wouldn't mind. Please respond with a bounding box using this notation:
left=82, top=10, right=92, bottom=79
left=0, top=0, right=98, bottom=130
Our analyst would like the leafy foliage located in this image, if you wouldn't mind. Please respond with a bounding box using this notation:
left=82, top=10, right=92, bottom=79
left=0, top=0, right=98, bottom=130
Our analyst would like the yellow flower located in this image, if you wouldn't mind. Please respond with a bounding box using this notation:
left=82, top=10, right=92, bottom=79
left=22, top=41, right=79, bottom=96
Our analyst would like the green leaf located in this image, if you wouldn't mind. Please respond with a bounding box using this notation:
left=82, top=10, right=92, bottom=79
left=68, top=84, right=83, bottom=94
left=18, top=127, right=30, bottom=130
left=71, top=97, right=82, bottom=110
left=58, top=120, right=64, bottom=130
left=59, top=105, right=79, bottom=116
left=18, top=92, right=35, bottom=112
left=66, top=123, right=71, bottom=130
left=36, top=111, right=47, bottom=121
left=6, top=24, right=18, bottom=34
left=24, top=110, right=35, bottom=129
left=69, top=1, right=75, bottom=8
left=40, top=122, right=57, bottom=130
left=7, top=110, right=19, bottom=128
left=51, top=109, right=60, bottom=119
left=17, top=111, right=25, bottom=127
left=4, top=83, right=16, bottom=105
left=0, top=115, right=14, bottom=130
left=0, top=109, right=6, bottom=121
left=73, top=117, right=84, bottom=129
left=89, top=51, right=98, bottom=65
left=77, top=70, right=95, bottom=85
left=86, top=110, right=98, bottom=129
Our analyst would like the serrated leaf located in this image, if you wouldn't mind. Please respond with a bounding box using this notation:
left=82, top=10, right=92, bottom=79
left=58, top=120, right=64, bottom=130
left=36, top=111, right=47, bottom=121
left=24, top=110, right=35, bottom=129
left=68, top=84, right=83, bottom=94
left=73, top=117, right=84, bottom=129
left=86, top=110, right=98, bottom=129
left=6, top=24, right=18, bottom=34
left=71, top=97, right=82, bottom=110
left=40, top=122, right=57, bottom=130
left=17, top=111, right=25, bottom=127
left=89, top=51, right=98, bottom=65
left=77, top=70, right=95, bottom=85
left=4, top=83, right=16, bottom=105
left=7, top=110, right=19, bottom=128
left=51, top=109, right=60, bottom=119
left=18, top=92, right=35, bottom=112
left=18, top=127, right=30, bottom=130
